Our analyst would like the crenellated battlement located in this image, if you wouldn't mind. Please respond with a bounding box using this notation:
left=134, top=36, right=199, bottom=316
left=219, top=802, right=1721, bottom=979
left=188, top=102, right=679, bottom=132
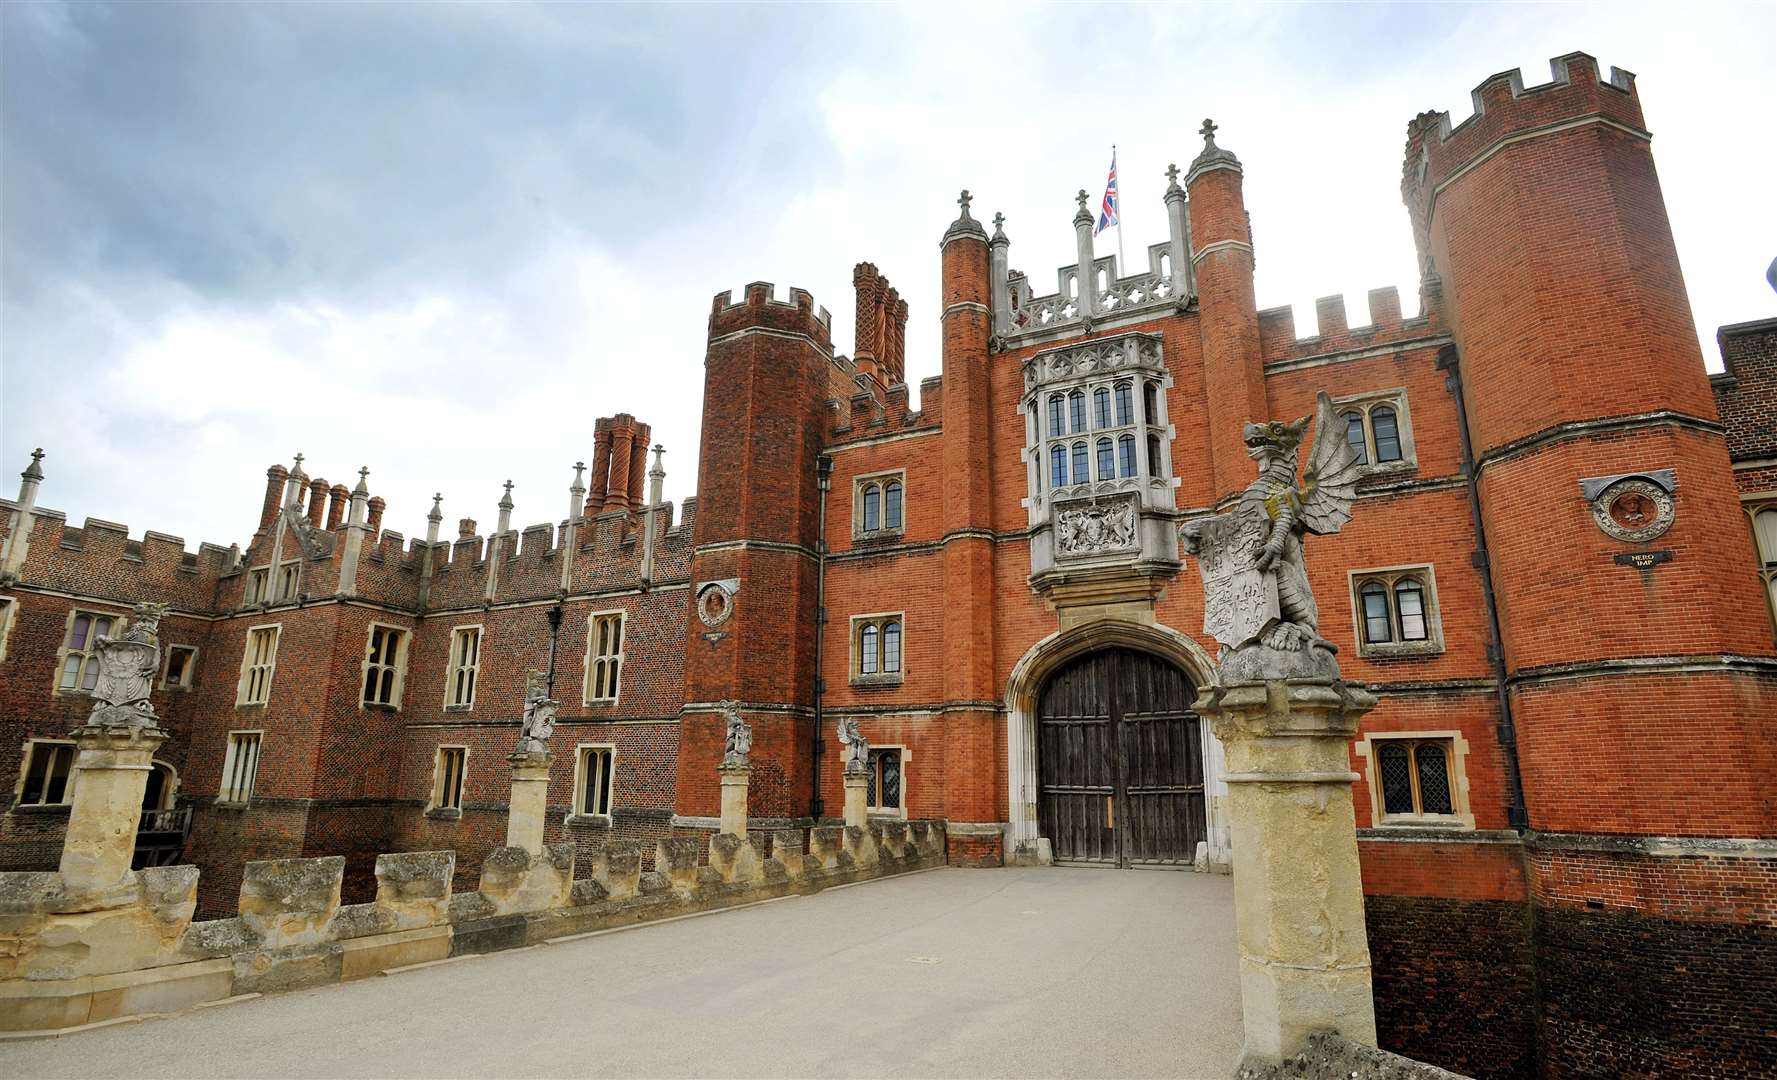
left=1255, top=284, right=1442, bottom=364
left=708, top=281, right=833, bottom=346
left=0, top=498, right=240, bottom=609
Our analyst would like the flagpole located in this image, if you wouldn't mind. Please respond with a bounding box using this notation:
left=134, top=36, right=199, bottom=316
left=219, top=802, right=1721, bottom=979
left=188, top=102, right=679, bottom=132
left=1114, top=144, right=1127, bottom=278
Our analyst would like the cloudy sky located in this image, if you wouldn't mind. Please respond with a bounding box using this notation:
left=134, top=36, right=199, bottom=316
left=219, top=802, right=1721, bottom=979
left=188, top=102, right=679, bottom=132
left=4, top=1, right=1773, bottom=550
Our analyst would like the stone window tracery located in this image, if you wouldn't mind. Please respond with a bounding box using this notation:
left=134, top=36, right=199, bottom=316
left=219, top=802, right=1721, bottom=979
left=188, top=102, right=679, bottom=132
left=430, top=746, right=466, bottom=813
left=853, top=470, right=906, bottom=540
left=361, top=624, right=409, bottom=708
left=219, top=730, right=263, bottom=803
left=1348, top=566, right=1443, bottom=658
left=850, top=613, right=904, bottom=687
left=584, top=611, right=624, bottom=705
left=572, top=744, right=615, bottom=818
left=57, top=609, right=123, bottom=693
left=446, top=626, right=481, bottom=708
left=1333, top=389, right=1416, bottom=473
left=236, top=625, right=280, bottom=706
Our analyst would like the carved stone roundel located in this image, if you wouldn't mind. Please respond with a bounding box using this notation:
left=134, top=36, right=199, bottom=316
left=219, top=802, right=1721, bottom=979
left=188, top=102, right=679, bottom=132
left=697, top=583, right=733, bottom=626
left=1591, top=477, right=1674, bottom=543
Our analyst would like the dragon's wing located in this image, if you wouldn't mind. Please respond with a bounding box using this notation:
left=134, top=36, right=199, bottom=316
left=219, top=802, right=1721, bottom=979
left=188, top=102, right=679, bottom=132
left=1300, top=390, right=1363, bottom=536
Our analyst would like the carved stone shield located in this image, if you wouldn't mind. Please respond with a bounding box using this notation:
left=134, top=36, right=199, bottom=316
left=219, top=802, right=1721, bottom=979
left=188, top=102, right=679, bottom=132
left=1194, top=508, right=1279, bottom=651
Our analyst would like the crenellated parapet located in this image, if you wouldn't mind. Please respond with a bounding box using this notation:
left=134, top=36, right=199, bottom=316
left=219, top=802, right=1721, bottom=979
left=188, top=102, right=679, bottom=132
left=708, top=280, right=833, bottom=349
left=0, top=500, right=240, bottom=611
left=1254, top=284, right=1444, bottom=365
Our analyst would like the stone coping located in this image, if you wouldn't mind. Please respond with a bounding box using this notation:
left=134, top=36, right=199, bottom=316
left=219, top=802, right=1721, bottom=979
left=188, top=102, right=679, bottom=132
left=0, top=821, right=948, bottom=1034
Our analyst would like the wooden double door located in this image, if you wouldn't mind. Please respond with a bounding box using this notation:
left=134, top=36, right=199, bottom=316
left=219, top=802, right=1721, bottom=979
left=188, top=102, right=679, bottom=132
left=1036, top=648, right=1205, bottom=867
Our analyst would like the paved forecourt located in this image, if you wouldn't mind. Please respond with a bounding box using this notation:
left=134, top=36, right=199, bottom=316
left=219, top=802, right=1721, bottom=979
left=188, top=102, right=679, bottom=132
left=1, top=865, right=1240, bottom=1079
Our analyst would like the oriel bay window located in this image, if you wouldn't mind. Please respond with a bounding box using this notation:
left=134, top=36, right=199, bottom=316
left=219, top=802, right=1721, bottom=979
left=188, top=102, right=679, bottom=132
left=1041, top=374, right=1167, bottom=493
left=1350, top=566, right=1444, bottom=658
left=852, top=614, right=904, bottom=686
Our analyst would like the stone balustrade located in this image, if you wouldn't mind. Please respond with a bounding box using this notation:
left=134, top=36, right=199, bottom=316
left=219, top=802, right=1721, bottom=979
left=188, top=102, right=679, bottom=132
left=0, top=821, right=948, bottom=1034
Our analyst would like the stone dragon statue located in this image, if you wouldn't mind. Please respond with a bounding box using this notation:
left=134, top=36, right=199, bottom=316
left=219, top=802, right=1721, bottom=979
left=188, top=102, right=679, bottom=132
left=1181, top=391, right=1362, bottom=682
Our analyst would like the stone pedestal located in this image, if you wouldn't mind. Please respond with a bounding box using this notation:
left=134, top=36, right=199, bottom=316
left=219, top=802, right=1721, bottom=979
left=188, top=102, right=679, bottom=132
left=842, top=768, right=869, bottom=829
left=717, top=763, right=752, bottom=836
left=504, top=750, right=554, bottom=855
left=1197, top=679, right=1379, bottom=1070
left=59, top=724, right=167, bottom=892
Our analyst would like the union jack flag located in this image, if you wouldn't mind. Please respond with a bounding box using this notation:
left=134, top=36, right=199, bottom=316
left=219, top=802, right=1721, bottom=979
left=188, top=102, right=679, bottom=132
left=1095, top=149, right=1119, bottom=236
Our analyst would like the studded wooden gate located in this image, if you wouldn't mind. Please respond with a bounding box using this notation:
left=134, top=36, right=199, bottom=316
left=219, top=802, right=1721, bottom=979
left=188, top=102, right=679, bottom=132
left=1036, top=648, right=1205, bottom=866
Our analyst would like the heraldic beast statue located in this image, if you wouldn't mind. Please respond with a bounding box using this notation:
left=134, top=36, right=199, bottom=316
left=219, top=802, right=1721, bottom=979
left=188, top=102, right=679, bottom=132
left=1181, top=391, right=1362, bottom=683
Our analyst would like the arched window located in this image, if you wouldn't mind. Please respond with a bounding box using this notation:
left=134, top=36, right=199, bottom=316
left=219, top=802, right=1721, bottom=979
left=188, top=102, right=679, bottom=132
left=1069, top=390, right=1087, bottom=433
left=1115, top=383, right=1134, bottom=426
left=1143, top=381, right=1159, bottom=426
left=1372, top=406, right=1402, bottom=462
left=884, top=481, right=903, bottom=529
left=1071, top=442, right=1089, bottom=485
left=862, top=484, right=880, bottom=531
left=1048, top=394, right=1066, bottom=438
left=1096, top=438, right=1115, bottom=479
left=1147, top=434, right=1162, bottom=478
left=860, top=624, right=879, bottom=675
left=1394, top=578, right=1427, bottom=640
left=1160, top=253, right=1171, bottom=278
left=1050, top=445, right=1068, bottom=489
left=1343, top=412, right=1368, bottom=465
left=1093, top=387, right=1112, bottom=429
left=882, top=621, right=902, bottom=673
left=1118, top=434, right=1136, bottom=478
left=1359, top=581, right=1391, bottom=643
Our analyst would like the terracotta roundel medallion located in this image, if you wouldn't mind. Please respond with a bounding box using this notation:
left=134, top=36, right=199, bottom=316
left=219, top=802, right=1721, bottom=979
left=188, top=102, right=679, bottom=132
left=696, top=582, right=734, bottom=627
left=1591, top=477, right=1674, bottom=543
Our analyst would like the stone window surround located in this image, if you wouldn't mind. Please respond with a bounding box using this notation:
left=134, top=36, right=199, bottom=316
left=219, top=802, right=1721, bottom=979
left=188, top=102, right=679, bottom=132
left=161, top=643, right=199, bottom=691
left=359, top=622, right=411, bottom=711
left=218, top=728, right=264, bottom=806
left=244, top=559, right=302, bottom=606
left=1353, top=729, right=1474, bottom=830
left=848, top=611, right=906, bottom=688
left=1330, top=387, right=1417, bottom=476
left=12, top=738, right=78, bottom=811
left=235, top=623, right=281, bottom=707
left=53, top=605, right=128, bottom=697
left=1034, top=375, right=1174, bottom=496
left=443, top=624, right=483, bottom=711
left=427, top=744, right=468, bottom=818
left=567, top=742, right=616, bottom=824
left=852, top=469, right=907, bottom=542
left=1346, top=563, right=1445, bottom=659
left=1744, top=492, right=1777, bottom=637
left=866, top=743, right=910, bottom=819
left=582, top=609, right=625, bottom=707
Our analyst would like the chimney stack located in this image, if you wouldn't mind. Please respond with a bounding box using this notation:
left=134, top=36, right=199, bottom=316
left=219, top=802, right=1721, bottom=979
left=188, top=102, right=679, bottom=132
left=306, top=477, right=329, bottom=528
left=327, top=484, right=349, bottom=530
left=259, top=465, right=288, bottom=534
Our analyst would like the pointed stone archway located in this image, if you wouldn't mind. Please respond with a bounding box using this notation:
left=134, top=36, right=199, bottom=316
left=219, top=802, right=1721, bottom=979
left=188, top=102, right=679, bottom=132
left=1005, top=618, right=1229, bottom=869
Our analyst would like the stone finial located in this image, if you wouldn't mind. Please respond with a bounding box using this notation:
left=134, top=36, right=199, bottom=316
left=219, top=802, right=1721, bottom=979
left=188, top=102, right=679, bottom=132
left=649, top=444, right=665, bottom=478
left=1190, top=117, right=1240, bottom=176
left=570, top=462, right=586, bottom=498
left=499, top=480, right=514, bottom=511
left=1165, top=162, right=1182, bottom=193
left=943, top=187, right=988, bottom=242
left=353, top=467, right=370, bottom=496
left=1074, top=188, right=1093, bottom=227
left=22, top=448, right=44, bottom=482
left=290, top=452, right=305, bottom=480
left=990, top=211, right=1007, bottom=243
left=427, top=493, right=443, bottom=523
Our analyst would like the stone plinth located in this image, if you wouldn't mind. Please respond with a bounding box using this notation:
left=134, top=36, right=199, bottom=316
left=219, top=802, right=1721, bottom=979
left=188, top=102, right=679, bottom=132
left=58, top=724, right=167, bottom=893
left=504, top=750, right=554, bottom=855
left=717, top=763, right=752, bottom=836
left=1197, top=679, right=1379, bottom=1070
left=843, top=768, right=869, bottom=829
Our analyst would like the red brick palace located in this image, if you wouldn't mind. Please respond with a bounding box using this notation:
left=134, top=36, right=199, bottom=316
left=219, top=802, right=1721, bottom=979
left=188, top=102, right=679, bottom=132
left=3, top=52, right=1774, bottom=1077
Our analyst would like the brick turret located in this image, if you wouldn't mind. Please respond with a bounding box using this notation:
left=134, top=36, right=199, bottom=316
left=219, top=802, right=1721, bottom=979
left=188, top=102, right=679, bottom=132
left=1187, top=119, right=1268, bottom=498
left=937, top=190, right=1000, bottom=859
left=1402, top=53, right=1777, bottom=1077
left=675, top=282, right=833, bottom=820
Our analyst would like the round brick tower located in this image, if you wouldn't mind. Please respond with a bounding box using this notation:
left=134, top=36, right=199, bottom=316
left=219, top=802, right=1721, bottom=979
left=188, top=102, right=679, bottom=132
left=1404, top=53, right=1777, bottom=1076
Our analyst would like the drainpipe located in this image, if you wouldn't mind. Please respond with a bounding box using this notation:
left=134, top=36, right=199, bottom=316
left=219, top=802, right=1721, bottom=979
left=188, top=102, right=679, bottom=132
left=1438, top=345, right=1528, bottom=831
left=810, top=454, right=833, bottom=821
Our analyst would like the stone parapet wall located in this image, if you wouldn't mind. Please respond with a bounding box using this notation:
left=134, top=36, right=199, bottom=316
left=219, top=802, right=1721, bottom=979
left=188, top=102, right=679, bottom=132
left=0, top=820, right=947, bottom=1034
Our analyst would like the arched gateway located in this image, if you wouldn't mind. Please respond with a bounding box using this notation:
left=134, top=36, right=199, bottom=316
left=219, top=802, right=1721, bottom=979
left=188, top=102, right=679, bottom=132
left=1035, top=648, right=1205, bottom=866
